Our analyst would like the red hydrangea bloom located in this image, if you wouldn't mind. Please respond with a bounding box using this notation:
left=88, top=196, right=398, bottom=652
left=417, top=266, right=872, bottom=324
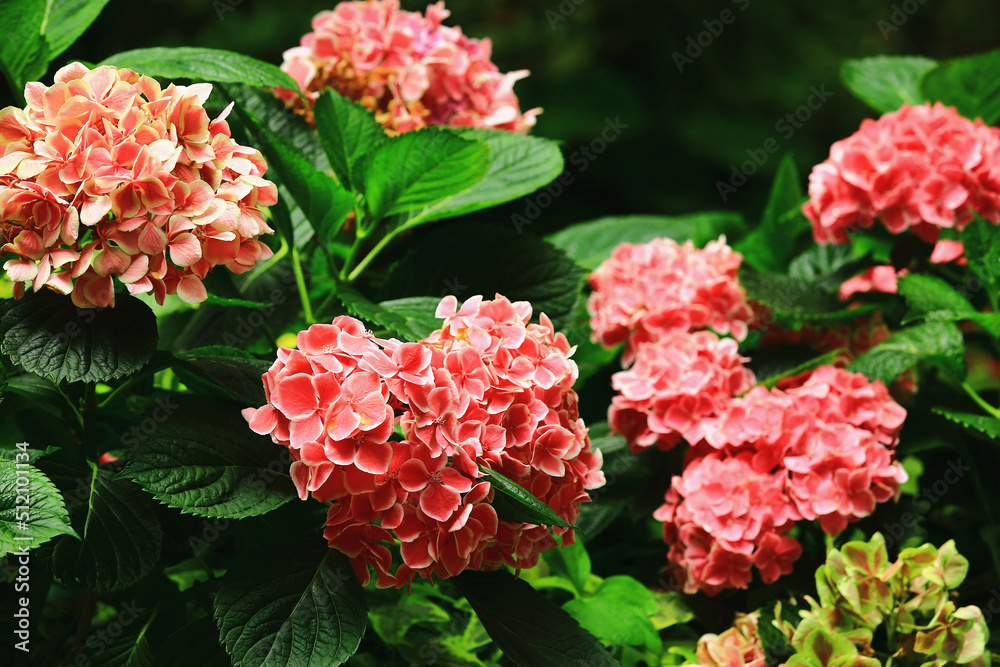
left=696, top=613, right=769, bottom=667
left=587, top=236, right=754, bottom=364
left=655, top=366, right=907, bottom=594
left=244, top=295, right=604, bottom=588
left=608, top=330, right=755, bottom=453
left=276, top=0, right=538, bottom=133
left=803, top=102, right=1000, bottom=244
left=0, top=63, right=277, bottom=308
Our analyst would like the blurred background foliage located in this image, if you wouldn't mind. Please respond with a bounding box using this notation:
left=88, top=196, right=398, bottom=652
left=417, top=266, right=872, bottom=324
left=22, top=0, right=999, bottom=233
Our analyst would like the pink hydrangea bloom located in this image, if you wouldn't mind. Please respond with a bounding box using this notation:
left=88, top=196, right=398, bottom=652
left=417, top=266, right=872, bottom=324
left=608, top=330, right=755, bottom=453
left=244, top=295, right=604, bottom=587
left=276, top=0, right=538, bottom=133
left=696, top=613, right=769, bottom=667
left=838, top=266, right=903, bottom=301
left=0, top=63, right=277, bottom=308
left=803, top=102, right=1000, bottom=244
left=930, top=239, right=966, bottom=264
left=587, top=236, right=754, bottom=364
left=655, top=366, right=907, bottom=594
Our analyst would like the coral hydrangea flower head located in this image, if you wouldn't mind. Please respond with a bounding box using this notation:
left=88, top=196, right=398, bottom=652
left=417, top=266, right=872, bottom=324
left=696, top=612, right=769, bottom=667
left=244, top=295, right=604, bottom=587
left=587, top=236, right=754, bottom=364
left=803, top=102, right=1000, bottom=244
left=277, top=0, right=539, bottom=133
left=0, top=63, right=277, bottom=308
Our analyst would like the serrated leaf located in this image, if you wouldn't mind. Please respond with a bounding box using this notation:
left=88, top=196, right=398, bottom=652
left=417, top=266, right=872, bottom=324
left=478, top=465, right=572, bottom=529
left=455, top=569, right=618, bottom=667
left=750, top=347, right=845, bottom=389
left=377, top=297, right=443, bottom=340
left=314, top=90, right=386, bottom=191
left=961, top=216, right=1000, bottom=310
left=737, top=154, right=810, bottom=272
left=787, top=244, right=858, bottom=285
left=0, top=460, right=77, bottom=557
left=215, top=544, right=367, bottom=667
left=121, top=396, right=295, bottom=519
left=48, top=465, right=162, bottom=592
left=362, top=129, right=490, bottom=221
left=840, top=56, right=936, bottom=113
left=547, top=213, right=746, bottom=270
left=0, top=291, right=158, bottom=384
left=336, top=286, right=439, bottom=342
left=921, top=49, right=1000, bottom=124
left=93, top=616, right=156, bottom=667
left=172, top=346, right=271, bottom=406
left=898, top=273, right=975, bottom=324
left=45, top=0, right=111, bottom=61
left=849, top=321, right=966, bottom=385
left=408, top=128, right=564, bottom=225
left=379, top=223, right=587, bottom=331
left=0, top=445, right=58, bottom=463
left=739, top=265, right=873, bottom=322
left=563, top=576, right=661, bottom=653
left=934, top=408, right=1000, bottom=442
left=100, top=47, right=298, bottom=91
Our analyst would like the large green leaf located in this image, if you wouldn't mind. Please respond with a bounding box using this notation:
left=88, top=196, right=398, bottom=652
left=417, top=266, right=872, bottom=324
left=121, top=396, right=295, bottom=519
left=736, top=153, right=810, bottom=272
left=546, top=212, right=746, bottom=270
left=0, top=0, right=49, bottom=100
left=898, top=273, right=975, bottom=323
left=921, top=50, right=1000, bottom=124
left=172, top=346, right=271, bottom=407
left=849, top=321, right=966, bottom=385
left=0, top=460, right=77, bottom=557
left=0, top=291, right=158, bottom=384
left=934, top=408, right=1000, bottom=443
left=563, top=576, right=661, bottom=653
left=45, top=0, right=111, bottom=61
left=362, top=129, right=490, bottom=221
left=960, top=217, right=1000, bottom=310
left=379, top=223, right=587, bottom=331
left=100, top=47, right=298, bottom=91
left=478, top=465, right=572, bottom=529
left=408, top=129, right=564, bottom=225
left=739, top=265, right=872, bottom=322
left=336, top=286, right=440, bottom=342
left=454, top=569, right=618, bottom=667
left=48, top=465, right=162, bottom=592
left=215, top=544, right=367, bottom=667
left=840, top=56, right=936, bottom=113
left=313, top=90, right=386, bottom=191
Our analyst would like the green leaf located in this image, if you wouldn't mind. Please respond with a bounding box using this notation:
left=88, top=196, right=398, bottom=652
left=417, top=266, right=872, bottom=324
left=121, top=396, right=295, bottom=519
left=756, top=603, right=795, bottom=667
left=454, top=569, right=618, bottom=667
left=547, top=213, right=746, bottom=270
left=737, top=153, right=811, bottom=272
left=313, top=90, right=386, bottom=191
left=0, top=291, right=158, bottom=384
left=370, top=597, right=451, bottom=646
left=0, top=0, right=48, bottom=101
left=379, top=223, right=588, bottom=331
left=544, top=539, right=592, bottom=595
left=898, top=273, right=975, bottom=324
left=408, top=128, right=565, bottom=225
left=44, top=0, right=111, bottom=62
left=849, top=321, right=966, bottom=385
left=563, top=576, right=661, bottom=653
left=787, top=243, right=858, bottom=284
left=202, top=294, right=275, bottom=310
left=921, top=49, right=1000, bottom=124
left=478, top=465, right=572, bottom=529
left=215, top=543, right=367, bottom=667
left=934, top=408, right=1000, bottom=441
left=172, top=346, right=271, bottom=406
left=336, top=286, right=439, bottom=342
left=100, top=47, right=298, bottom=91
left=93, top=615, right=156, bottom=667
left=739, top=265, right=872, bottom=322
left=0, top=460, right=76, bottom=557
left=0, top=444, right=58, bottom=464
left=156, top=616, right=231, bottom=667
left=750, top=347, right=845, bottom=389
left=362, top=129, right=491, bottom=221
left=48, top=465, right=162, bottom=592
left=840, top=56, right=936, bottom=113
left=960, top=216, right=1000, bottom=310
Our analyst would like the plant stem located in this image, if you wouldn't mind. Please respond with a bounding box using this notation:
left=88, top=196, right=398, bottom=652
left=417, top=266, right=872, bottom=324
left=347, top=225, right=407, bottom=282
left=290, top=242, right=314, bottom=324
left=961, top=382, right=1000, bottom=419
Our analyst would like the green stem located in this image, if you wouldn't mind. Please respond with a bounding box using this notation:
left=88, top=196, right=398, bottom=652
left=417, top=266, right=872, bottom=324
left=239, top=238, right=289, bottom=292
left=290, top=242, right=314, bottom=324
left=961, top=382, right=1000, bottom=419
left=346, top=225, right=407, bottom=283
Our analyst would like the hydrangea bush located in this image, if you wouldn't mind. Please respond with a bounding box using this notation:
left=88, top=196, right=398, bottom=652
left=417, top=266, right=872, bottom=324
left=0, top=3, right=996, bottom=667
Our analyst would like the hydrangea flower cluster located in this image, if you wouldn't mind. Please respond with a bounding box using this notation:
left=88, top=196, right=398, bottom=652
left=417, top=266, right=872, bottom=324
left=587, top=236, right=753, bottom=364
left=0, top=63, right=277, bottom=308
left=803, top=102, right=1000, bottom=245
left=276, top=0, right=538, bottom=133
left=244, top=294, right=604, bottom=587
left=589, top=237, right=908, bottom=594
left=696, top=612, right=770, bottom=667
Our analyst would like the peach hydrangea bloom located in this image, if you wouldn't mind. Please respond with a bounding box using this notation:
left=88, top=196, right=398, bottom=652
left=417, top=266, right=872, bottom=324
left=243, top=295, right=604, bottom=587
left=803, top=102, right=1000, bottom=245
left=0, top=63, right=276, bottom=308
left=696, top=612, right=769, bottom=667
left=276, top=0, right=538, bottom=133
left=587, top=236, right=754, bottom=365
